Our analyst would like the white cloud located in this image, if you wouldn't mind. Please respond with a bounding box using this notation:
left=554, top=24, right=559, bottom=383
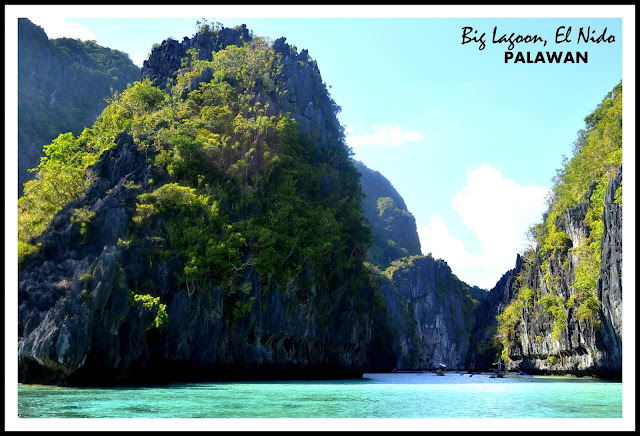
left=346, top=124, right=424, bottom=148
left=418, top=165, right=550, bottom=290
left=451, top=165, right=549, bottom=259
left=29, top=17, right=98, bottom=42
left=418, top=215, right=474, bottom=267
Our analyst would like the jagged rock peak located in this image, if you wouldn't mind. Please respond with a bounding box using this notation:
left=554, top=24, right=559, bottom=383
left=141, top=24, right=252, bottom=89
left=141, top=24, right=344, bottom=148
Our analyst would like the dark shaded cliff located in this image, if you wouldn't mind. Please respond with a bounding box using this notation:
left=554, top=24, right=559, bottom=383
left=17, top=18, right=140, bottom=195
left=465, top=258, right=521, bottom=372
left=355, top=161, right=422, bottom=269
left=19, top=133, right=377, bottom=385
left=596, top=166, right=623, bottom=371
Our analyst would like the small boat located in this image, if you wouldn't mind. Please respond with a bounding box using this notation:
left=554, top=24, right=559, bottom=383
left=435, top=363, right=447, bottom=376
left=490, top=358, right=506, bottom=378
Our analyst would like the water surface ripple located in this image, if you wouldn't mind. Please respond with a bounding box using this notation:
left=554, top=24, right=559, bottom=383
left=18, top=372, right=622, bottom=419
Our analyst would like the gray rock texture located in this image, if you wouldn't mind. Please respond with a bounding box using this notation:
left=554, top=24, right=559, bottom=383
left=596, top=165, right=622, bottom=371
left=142, top=30, right=344, bottom=149
left=141, top=25, right=252, bottom=89
left=465, top=258, right=521, bottom=372
left=18, top=132, right=376, bottom=385
left=19, top=133, right=156, bottom=385
left=372, top=256, right=479, bottom=371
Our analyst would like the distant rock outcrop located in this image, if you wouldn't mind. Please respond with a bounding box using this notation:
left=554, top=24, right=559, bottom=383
left=465, top=256, right=523, bottom=372
left=355, top=161, right=422, bottom=269
left=370, top=255, right=480, bottom=371
left=17, top=18, right=140, bottom=196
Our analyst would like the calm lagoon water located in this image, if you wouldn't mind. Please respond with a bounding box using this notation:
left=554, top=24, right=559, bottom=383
left=18, top=372, right=621, bottom=419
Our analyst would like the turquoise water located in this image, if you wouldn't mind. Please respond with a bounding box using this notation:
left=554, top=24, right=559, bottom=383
left=18, top=372, right=621, bottom=419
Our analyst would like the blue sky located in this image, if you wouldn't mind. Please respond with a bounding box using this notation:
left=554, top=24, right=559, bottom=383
left=7, top=5, right=632, bottom=290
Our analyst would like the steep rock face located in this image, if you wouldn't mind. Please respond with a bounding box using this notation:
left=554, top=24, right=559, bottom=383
left=270, top=37, right=344, bottom=148
left=466, top=166, right=622, bottom=378
left=465, top=258, right=521, bottom=371
left=355, top=161, right=422, bottom=269
left=596, top=166, right=622, bottom=370
left=372, top=256, right=479, bottom=370
left=140, top=266, right=373, bottom=382
left=18, top=133, right=156, bottom=384
left=17, top=18, right=140, bottom=195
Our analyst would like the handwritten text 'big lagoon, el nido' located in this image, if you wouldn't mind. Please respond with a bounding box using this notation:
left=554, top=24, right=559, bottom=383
left=461, top=26, right=615, bottom=64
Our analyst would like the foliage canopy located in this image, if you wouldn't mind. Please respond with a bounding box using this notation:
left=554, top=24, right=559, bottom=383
left=19, top=34, right=371, bottom=311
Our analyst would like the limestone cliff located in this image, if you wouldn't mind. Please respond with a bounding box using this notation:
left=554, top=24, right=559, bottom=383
left=369, top=256, right=480, bottom=371
left=18, top=26, right=374, bottom=385
left=18, top=21, right=621, bottom=385
left=466, top=83, right=622, bottom=379
left=465, top=260, right=521, bottom=372
left=596, top=166, right=623, bottom=371
left=142, top=27, right=343, bottom=148
left=18, top=133, right=376, bottom=384
left=467, top=167, right=622, bottom=378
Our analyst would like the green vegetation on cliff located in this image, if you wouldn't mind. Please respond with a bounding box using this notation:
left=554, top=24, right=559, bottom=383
left=19, top=32, right=371, bottom=306
left=355, top=161, right=421, bottom=269
left=497, top=82, right=622, bottom=362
